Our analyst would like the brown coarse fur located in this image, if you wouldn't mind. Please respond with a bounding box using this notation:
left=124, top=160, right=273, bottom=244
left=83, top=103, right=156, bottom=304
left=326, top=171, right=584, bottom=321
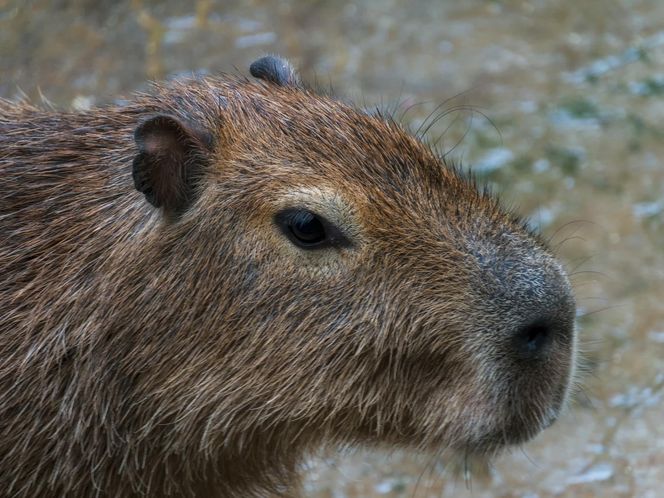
left=0, top=58, right=577, bottom=497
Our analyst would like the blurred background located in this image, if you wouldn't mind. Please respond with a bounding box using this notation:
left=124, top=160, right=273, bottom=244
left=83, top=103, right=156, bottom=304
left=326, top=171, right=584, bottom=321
left=2, top=0, right=663, bottom=496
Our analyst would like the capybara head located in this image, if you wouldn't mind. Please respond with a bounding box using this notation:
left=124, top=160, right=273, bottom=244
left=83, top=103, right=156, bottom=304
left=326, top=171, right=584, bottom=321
left=0, top=56, right=576, bottom=497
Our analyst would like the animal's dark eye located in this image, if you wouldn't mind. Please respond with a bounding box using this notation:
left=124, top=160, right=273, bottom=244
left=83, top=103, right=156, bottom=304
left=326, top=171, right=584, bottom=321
left=274, top=208, right=351, bottom=250
left=289, top=211, right=326, bottom=245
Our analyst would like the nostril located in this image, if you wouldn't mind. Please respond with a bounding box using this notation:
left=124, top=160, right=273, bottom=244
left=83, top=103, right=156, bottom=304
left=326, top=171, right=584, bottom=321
left=514, top=320, right=553, bottom=359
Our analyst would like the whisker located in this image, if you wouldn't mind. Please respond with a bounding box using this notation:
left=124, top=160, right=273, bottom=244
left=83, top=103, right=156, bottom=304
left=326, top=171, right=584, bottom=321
left=413, top=87, right=481, bottom=137
left=577, top=304, right=623, bottom=319
left=419, top=104, right=484, bottom=140
left=398, top=99, right=432, bottom=124
left=519, top=446, right=540, bottom=468
left=431, top=112, right=464, bottom=150
left=463, top=450, right=473, bottom=491
left=568, top=270, right=610, bottom=279
left=545, top=219, right=597, bottom=246
left=443, top=112, right=476, bottom=159
left=553, top=235, right=588, bottom=251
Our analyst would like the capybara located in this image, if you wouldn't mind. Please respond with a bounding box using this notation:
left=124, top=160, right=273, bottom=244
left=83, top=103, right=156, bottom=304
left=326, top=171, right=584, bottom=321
left=0, top=56, right=577, bottom=497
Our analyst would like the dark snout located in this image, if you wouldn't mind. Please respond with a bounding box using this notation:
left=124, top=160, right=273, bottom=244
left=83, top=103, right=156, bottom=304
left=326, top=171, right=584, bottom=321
left=472, top=251, right=577, bottom=447
left=514, top=269, right=575, bottom=365
left=479, top=252, right=576, bottom=363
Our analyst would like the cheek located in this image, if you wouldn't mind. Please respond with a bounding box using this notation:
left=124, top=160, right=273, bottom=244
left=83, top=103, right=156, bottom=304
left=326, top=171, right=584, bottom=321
left=241, top=216, right=359, bottom=282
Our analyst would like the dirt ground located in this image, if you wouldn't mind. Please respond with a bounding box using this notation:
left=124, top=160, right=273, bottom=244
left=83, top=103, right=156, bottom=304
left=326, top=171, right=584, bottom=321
left=2, top=0, right=663, bottom=496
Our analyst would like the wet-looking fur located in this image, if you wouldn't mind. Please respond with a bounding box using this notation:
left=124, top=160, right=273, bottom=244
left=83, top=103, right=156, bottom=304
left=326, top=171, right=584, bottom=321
left=0, top=56, right=577, bottom=497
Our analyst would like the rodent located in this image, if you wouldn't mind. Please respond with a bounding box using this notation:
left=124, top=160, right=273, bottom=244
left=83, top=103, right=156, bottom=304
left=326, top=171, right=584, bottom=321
left=0, top=56, right=577, bottom=497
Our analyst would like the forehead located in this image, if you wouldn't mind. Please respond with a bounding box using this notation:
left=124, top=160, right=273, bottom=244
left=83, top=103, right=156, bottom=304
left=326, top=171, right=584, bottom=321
left=220, top=81, right=517, bottom=249
left=231, top=83, right=468, bottom=200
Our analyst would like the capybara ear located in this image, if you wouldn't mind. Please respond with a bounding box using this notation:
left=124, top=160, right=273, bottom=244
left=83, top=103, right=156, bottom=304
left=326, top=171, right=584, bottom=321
left=249, top=55, right=301, bottom=87
left=132, top=114, right=212, bottom=215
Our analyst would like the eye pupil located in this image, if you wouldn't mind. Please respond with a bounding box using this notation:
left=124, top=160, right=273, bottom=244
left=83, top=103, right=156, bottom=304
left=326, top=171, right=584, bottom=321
left=290, top=212, right=326, bottom=244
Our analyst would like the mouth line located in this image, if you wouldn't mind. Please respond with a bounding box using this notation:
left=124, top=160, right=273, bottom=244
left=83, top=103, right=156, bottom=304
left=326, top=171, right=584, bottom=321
left=463, top=405, right=562, bottom=454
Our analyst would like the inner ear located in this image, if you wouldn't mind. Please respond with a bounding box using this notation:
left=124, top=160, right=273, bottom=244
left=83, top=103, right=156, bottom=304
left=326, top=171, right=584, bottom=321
left=132, top=114, right=212, bottom=215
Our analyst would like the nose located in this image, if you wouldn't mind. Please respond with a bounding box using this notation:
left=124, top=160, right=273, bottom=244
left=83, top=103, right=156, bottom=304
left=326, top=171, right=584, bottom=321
left=509, top=285, right=575, bottom=361
left=513, top=318, right=561, bottom=360
left=474, top=244, right=576, bottom=360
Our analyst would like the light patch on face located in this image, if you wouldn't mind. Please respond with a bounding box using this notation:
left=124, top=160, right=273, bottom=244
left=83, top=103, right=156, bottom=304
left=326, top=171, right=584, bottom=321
left=278, top=186, right=363, bottom=235
left=254, top=184, right=366, bottom=276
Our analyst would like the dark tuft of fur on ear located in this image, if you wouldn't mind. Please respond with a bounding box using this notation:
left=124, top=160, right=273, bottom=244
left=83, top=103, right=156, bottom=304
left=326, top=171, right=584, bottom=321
left=132, top=114, right=212, bottom=216
left=249, top=55, right=301, bottom=87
